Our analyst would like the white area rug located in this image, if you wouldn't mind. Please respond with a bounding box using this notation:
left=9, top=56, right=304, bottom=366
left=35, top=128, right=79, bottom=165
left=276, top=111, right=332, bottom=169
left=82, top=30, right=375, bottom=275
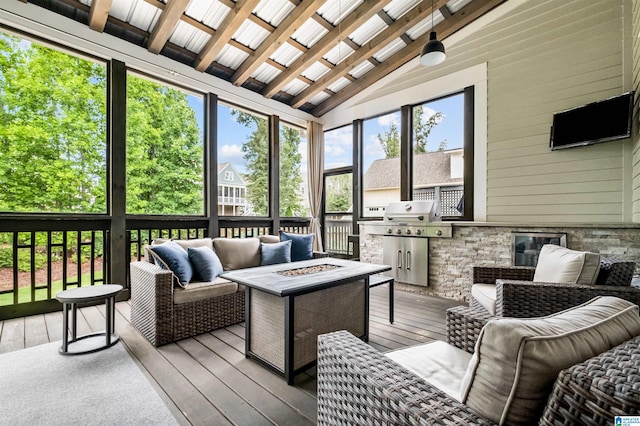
left=0, top=341, right=177, bottom=426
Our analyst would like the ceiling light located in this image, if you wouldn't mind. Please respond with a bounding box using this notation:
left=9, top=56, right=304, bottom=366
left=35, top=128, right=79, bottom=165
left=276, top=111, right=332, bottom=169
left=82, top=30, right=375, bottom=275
left=420, top=0, right=446, bottom=66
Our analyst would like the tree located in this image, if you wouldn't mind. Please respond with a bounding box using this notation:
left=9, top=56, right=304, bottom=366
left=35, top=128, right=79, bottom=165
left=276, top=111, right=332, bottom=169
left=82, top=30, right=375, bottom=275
left=326, top=173, right=352, bottom=212
left=231, top=110, right=305, bottom=217
left=375, top=107, right=445, bottom=159
left=125, top=75, right=203, bottom=215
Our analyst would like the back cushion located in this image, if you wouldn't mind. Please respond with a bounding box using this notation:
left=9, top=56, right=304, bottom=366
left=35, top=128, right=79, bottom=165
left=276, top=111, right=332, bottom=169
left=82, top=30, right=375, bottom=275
left=258, top=235, right=280, bottom=244
left=460, top=296, right=640, bottom=425
left=212, top=237, right=261, bottom=270
left=533, top=244, right=600, bottom=285
left=173, top=238, right=213, bottom=252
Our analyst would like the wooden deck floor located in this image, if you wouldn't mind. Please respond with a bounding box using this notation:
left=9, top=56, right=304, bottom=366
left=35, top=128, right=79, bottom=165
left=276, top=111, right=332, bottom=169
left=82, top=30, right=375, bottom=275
left=0, top=286, right=462, bottom=425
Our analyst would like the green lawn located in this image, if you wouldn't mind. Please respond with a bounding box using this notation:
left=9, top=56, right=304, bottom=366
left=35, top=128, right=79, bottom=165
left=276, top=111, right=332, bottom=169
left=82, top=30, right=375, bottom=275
left=0, top=271, right=104, bottom=306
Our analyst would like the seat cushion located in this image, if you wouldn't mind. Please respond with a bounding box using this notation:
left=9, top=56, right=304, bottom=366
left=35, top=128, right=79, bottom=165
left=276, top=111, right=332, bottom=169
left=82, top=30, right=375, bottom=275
left=471, top=284, right=497, bottom=315
left=386, top=340, right=473, bottom=400
left=533, top=244, right=600, bottom=285
left=188, top=246, right=223, bottom=281
left=260, top=240, right=292, bottom=265
left=173, top=277, right=238, bottom=305
left=213, top=237, right=261, bottom=270
left=280, top=231, right=314, bottom=262
left=460, top=296, right=640, bottom=425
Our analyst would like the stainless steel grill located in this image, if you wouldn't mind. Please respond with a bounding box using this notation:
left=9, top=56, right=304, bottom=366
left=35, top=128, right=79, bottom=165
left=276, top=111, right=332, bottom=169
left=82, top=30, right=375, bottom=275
left=364, top=201, right=452, bottom=287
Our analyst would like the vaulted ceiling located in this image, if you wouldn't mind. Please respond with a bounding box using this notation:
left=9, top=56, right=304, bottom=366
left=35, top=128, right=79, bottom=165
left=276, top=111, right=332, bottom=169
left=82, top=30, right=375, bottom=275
left=22, top=0, right=506, bottom=117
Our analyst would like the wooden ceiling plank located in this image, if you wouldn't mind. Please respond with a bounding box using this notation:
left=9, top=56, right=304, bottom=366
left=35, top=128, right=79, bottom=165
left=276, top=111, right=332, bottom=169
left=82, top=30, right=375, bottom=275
left=195, top=0, right=262, bottom=72
left=312, top=0, right=506, bottom=116
left=262, top=0, right=391, bottom=99
left=147, top=0, right=191, bottom=54
left=231, top=0, right=328, bottom=86
left=88, top=0, right=113, bottom=32
left=291, top=0, right=446, bottom=109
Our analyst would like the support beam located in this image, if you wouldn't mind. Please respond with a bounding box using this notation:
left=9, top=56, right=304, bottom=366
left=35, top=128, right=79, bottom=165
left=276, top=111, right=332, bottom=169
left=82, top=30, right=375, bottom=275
left=195, top=0, right=262, bottom=72
left=147, top=0, right=190, bottom=54
left=88, top=0, right=113, bottom=32
left=312, top=0, right=506, bottom=116
left=231, top=0, right=327, bottom=86
left=291, top=0, right=444, bottom=110
left=262, top=0, right=391, bottom=98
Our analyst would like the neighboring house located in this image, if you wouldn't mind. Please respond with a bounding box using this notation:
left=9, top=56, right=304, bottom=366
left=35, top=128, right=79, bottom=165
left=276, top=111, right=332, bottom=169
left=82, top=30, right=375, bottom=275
left=363, top=149, right=464, bottom=217
left=217, top=163, right=247, bottom=216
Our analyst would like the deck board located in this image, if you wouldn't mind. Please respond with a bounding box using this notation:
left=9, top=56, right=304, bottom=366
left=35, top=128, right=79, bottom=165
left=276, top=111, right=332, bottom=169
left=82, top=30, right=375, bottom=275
left=0, top=286, right=463, bottom=425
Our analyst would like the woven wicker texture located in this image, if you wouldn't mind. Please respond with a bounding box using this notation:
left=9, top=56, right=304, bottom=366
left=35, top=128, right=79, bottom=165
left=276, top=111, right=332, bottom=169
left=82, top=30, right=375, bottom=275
left=130, top=261, right=244, bottom=346
left=596, top=257, right=636, bottom=286
left=446, top=305, right=492, bottom=353
left=541, top=335, right=640, bottom=425
left=250, top=290, right=286, bottom=370
left=317, top=330, right=497, bottom=425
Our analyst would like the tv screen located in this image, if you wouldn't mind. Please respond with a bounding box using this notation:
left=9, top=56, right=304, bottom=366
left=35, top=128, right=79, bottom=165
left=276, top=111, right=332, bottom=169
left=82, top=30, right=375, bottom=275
left=550, top=91, right=634, bottom=150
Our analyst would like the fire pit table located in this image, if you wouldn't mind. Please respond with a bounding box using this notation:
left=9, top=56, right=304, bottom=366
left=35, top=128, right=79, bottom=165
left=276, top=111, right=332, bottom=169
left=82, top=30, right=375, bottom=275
left=221, top=258, right=390, bottom=384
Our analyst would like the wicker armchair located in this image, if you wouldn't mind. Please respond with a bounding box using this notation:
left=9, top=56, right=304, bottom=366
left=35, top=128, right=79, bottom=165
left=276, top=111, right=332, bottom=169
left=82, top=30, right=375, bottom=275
left=317, top=330, right=640, bottom=425
left=447, top=260, right=639, bottom=353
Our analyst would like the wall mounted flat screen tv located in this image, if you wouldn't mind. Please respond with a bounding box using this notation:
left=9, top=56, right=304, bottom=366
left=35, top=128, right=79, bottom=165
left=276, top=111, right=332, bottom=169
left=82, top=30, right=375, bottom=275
left=550, top=91, right=634, bottom=150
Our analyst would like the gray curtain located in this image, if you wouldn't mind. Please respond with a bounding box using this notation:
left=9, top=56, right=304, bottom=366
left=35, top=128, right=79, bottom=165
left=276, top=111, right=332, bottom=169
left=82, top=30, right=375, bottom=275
left=307, top=121, right=324, bottom=252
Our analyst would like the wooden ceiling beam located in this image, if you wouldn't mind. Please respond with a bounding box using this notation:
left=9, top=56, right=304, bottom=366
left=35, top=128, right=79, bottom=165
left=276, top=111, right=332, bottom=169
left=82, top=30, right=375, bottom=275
left=312, top=0, right=506, bottom=116
left=311, top=14, right=334, bottom=32
left=147, top=0, right=190, bottom=54
left=195, top=0, right=262, bottom=72
left=291, top=0, right=445, bottom=109
left=262, top=0, right=391, bottom=99
left=231, top=0, right=328, bottom=86
left=88, top=0, right=113, bottom=32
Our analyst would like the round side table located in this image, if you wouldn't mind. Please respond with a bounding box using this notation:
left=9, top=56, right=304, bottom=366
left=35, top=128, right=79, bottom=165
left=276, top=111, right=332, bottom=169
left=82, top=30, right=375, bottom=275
left=56, top=284, right=123, bottom=355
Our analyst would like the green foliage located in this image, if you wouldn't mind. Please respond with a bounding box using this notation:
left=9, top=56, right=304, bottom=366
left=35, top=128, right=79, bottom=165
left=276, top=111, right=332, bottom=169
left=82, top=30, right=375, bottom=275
left=279, top=125, right=304, bottom=217
left=375, top=106, right=445, bottom=159
left=126, top=75, right=204, bottom=215
left=0, top=35, right=107, bottom=213
left=326, top=174, right=352, bottom=213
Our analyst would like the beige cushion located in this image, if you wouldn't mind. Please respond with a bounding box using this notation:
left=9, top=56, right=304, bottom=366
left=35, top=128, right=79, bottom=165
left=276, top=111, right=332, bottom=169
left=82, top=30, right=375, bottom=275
left=460, top=296, right=640, bottom=425
left=386, top=340, right=472, bottom=400
left=471, top=284, right=497, bottom=315
left=213, top=237, right=261, bottom=270
left=173, top=238, right=213, bottom=251
left=173, top=277, right=238, bottom=304
left=533, top=244, right=600, bottom=285
left=258, top=235, right=280, bottom=244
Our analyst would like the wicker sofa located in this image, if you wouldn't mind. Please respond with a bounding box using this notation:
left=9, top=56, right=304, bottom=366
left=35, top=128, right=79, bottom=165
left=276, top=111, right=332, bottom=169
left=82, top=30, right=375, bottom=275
left=447, top=254, right=639, bottom=353
left=317, top=296, right=640, bottom=425
left=130, top=234, right=324, bottom=346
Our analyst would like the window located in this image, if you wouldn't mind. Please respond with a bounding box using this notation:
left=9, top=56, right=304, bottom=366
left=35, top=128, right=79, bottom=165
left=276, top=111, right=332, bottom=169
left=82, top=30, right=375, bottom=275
left=362, top=111, right=401, bottom=217
left=126, top=72, right=204, bottom=215
left=0, top=32, right=107, bottom=213
left=324, top=125, right=353, bottom=169
left=224, top=171, right=233, bottom=181
left=280, top=123, right=309, bottom=217
left=412, top=92, right=466, bottom=218
left=217, top=102, right=268, bottom=216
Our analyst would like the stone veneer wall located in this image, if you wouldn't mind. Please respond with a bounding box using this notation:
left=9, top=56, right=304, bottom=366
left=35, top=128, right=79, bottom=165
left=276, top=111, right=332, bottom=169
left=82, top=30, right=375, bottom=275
left=359, top=224, right=640, bottom=302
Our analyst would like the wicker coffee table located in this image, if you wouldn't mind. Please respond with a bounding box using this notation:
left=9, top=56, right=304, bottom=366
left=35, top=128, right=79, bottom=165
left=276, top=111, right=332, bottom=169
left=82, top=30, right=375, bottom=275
left=221, top=258, right=390, bottom=384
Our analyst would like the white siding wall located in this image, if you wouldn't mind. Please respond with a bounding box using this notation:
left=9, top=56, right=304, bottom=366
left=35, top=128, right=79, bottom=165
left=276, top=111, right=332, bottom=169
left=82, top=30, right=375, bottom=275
left=325, top=0, right=634, bottom=224
left=633, top=0, right=640, bottom=223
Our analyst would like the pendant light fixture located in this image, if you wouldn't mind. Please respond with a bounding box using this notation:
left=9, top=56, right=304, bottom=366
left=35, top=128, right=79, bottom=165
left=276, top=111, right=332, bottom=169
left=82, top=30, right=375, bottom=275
left=420, top=0, right=446, bottom=66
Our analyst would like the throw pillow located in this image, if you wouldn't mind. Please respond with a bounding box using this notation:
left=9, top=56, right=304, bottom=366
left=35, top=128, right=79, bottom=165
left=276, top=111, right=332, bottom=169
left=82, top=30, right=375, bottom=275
left=532, top=244, right=600, bottom=285
left=260, top=240, right=292, bottom=265
left=280, top=231, right=314, bottom=262
left=460, top=296, right=640, bottom=425
left=147, top=241, right=193, bottom=287
left=212, top=237, right=261, bottom=270
left=188, top=246, right=223, bottom=282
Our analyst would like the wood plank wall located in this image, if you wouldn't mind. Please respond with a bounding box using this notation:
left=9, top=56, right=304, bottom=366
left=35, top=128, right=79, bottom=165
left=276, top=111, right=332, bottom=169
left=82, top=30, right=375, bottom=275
left=633, top=0, right=640, bottom=223
left=485, top=0, right=627, bottom=223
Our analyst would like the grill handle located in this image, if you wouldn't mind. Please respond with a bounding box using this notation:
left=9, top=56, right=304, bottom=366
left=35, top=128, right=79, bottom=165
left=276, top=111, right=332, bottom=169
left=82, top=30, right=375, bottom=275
left=397, top=250, right=402, bottom=269
left=406, top=251, right=411, bottom=270
left=387, top=215, right=424, bottom=221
